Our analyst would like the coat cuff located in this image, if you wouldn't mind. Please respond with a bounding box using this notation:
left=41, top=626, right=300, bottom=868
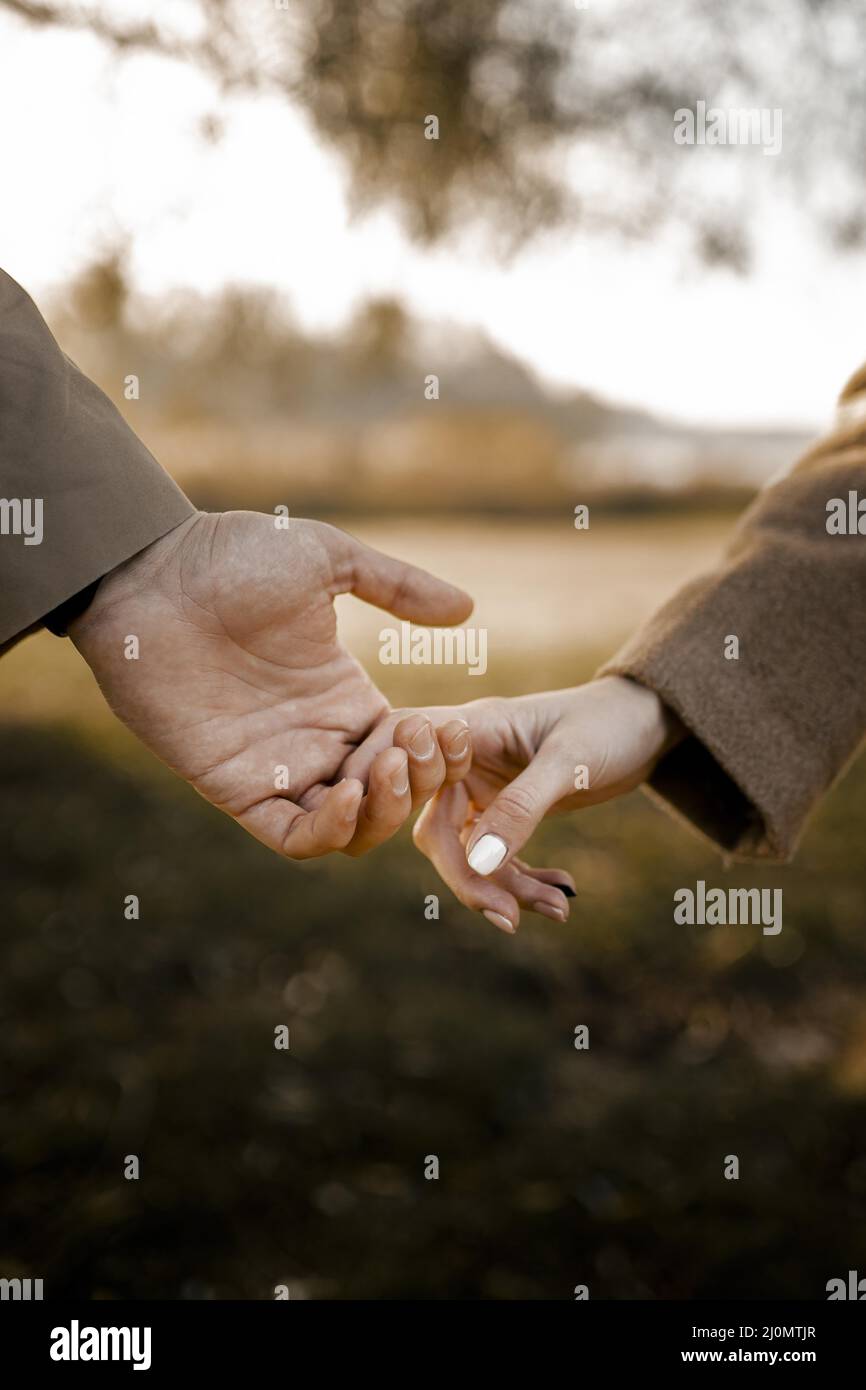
left=0, top=268, right=196, bottom=646
left=599, top=654, right=785, bottom=862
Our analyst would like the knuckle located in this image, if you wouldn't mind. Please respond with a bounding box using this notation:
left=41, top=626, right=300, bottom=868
left=494, top=783, right=540, bottom=822
left=462, top=886, right=498, bottom=915
left=368, top=803, right=402, bottom=835
left=279, top=818, right=305, bottom=859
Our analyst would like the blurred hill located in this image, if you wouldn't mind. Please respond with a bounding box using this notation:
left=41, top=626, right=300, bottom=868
left=53, top=258, right=813, bottom=516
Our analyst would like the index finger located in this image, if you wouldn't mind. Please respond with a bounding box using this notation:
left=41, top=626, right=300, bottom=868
left=412, top=784, right=522, bottom=933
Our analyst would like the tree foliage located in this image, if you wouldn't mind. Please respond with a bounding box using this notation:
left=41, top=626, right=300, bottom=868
left=4, top=0, right=866, bottom=263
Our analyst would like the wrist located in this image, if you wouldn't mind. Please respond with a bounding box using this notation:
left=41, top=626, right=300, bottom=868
left=68, top=511, right=205, bottom=648
left=613, top=675, right=685, bottom=767
left=43, top=577, right=105, bottom=637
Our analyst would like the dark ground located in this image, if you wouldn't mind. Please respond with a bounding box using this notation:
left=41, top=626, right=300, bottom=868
left=2, top=721, right=865, bottom=1300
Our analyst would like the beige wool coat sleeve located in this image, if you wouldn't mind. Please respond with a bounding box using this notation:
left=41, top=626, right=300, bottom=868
left=0, top=269, right=195, bottom=648
left=600, top=367, right=866, bottom=863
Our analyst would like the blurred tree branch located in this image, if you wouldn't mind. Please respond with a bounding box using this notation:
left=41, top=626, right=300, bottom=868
left=0, top=0, right=267, bottom=85
left=4, top=0, right=193, bottom=60
left=2, top=0, right=866, bottom=264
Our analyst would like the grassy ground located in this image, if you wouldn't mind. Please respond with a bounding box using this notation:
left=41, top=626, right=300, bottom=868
left=1, top=517, right=865, bottom=1299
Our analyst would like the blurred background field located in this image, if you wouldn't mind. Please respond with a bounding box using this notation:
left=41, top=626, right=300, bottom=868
left=2, top=0, right=866, bottom=1301
left=2, top=517, right=866, bottom=1300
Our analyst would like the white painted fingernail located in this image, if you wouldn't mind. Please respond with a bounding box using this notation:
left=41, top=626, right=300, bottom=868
left=467, top=833, right=508, bottom=876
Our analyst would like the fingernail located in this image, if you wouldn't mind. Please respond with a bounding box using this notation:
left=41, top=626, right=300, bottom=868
left=446, top=730, right=470, bottom=759
left=389, top=767, right=410, bottom=796
left=342, top=780, right=363, bottom=819
left=409, top=723, right=435, bottom=759
left=467, top=833, right=508, bottom=875
left=483, top=909, right=515, bottom=935
left=532, top=900, right=567, bottom=923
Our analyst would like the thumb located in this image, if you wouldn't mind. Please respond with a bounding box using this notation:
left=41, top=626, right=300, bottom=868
left=465, top=745, right=571, bottom=876
left=330, top=528, right=474, bottom=626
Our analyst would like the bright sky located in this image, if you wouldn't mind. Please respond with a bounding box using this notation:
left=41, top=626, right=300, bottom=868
left=1, top=11, right=863, bottom=432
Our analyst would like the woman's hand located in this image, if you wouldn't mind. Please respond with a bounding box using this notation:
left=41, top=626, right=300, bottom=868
left=342, top=677, right=682, bottom=930
left=71, top=510, right=474, bottom=860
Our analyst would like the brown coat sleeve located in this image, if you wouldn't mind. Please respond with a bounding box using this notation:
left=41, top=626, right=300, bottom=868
left=0, top=269, right=195, bottom=647
left=600, top=368, right=866, bottom=862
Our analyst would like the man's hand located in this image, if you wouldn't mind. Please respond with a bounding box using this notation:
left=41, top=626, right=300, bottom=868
left=70, top=511, right=474, bottom=859
left=342, top=678, right=683, bottom=930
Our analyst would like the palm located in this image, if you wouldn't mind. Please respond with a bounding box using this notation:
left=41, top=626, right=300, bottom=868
left=71, top=511, right=472, bottom=856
